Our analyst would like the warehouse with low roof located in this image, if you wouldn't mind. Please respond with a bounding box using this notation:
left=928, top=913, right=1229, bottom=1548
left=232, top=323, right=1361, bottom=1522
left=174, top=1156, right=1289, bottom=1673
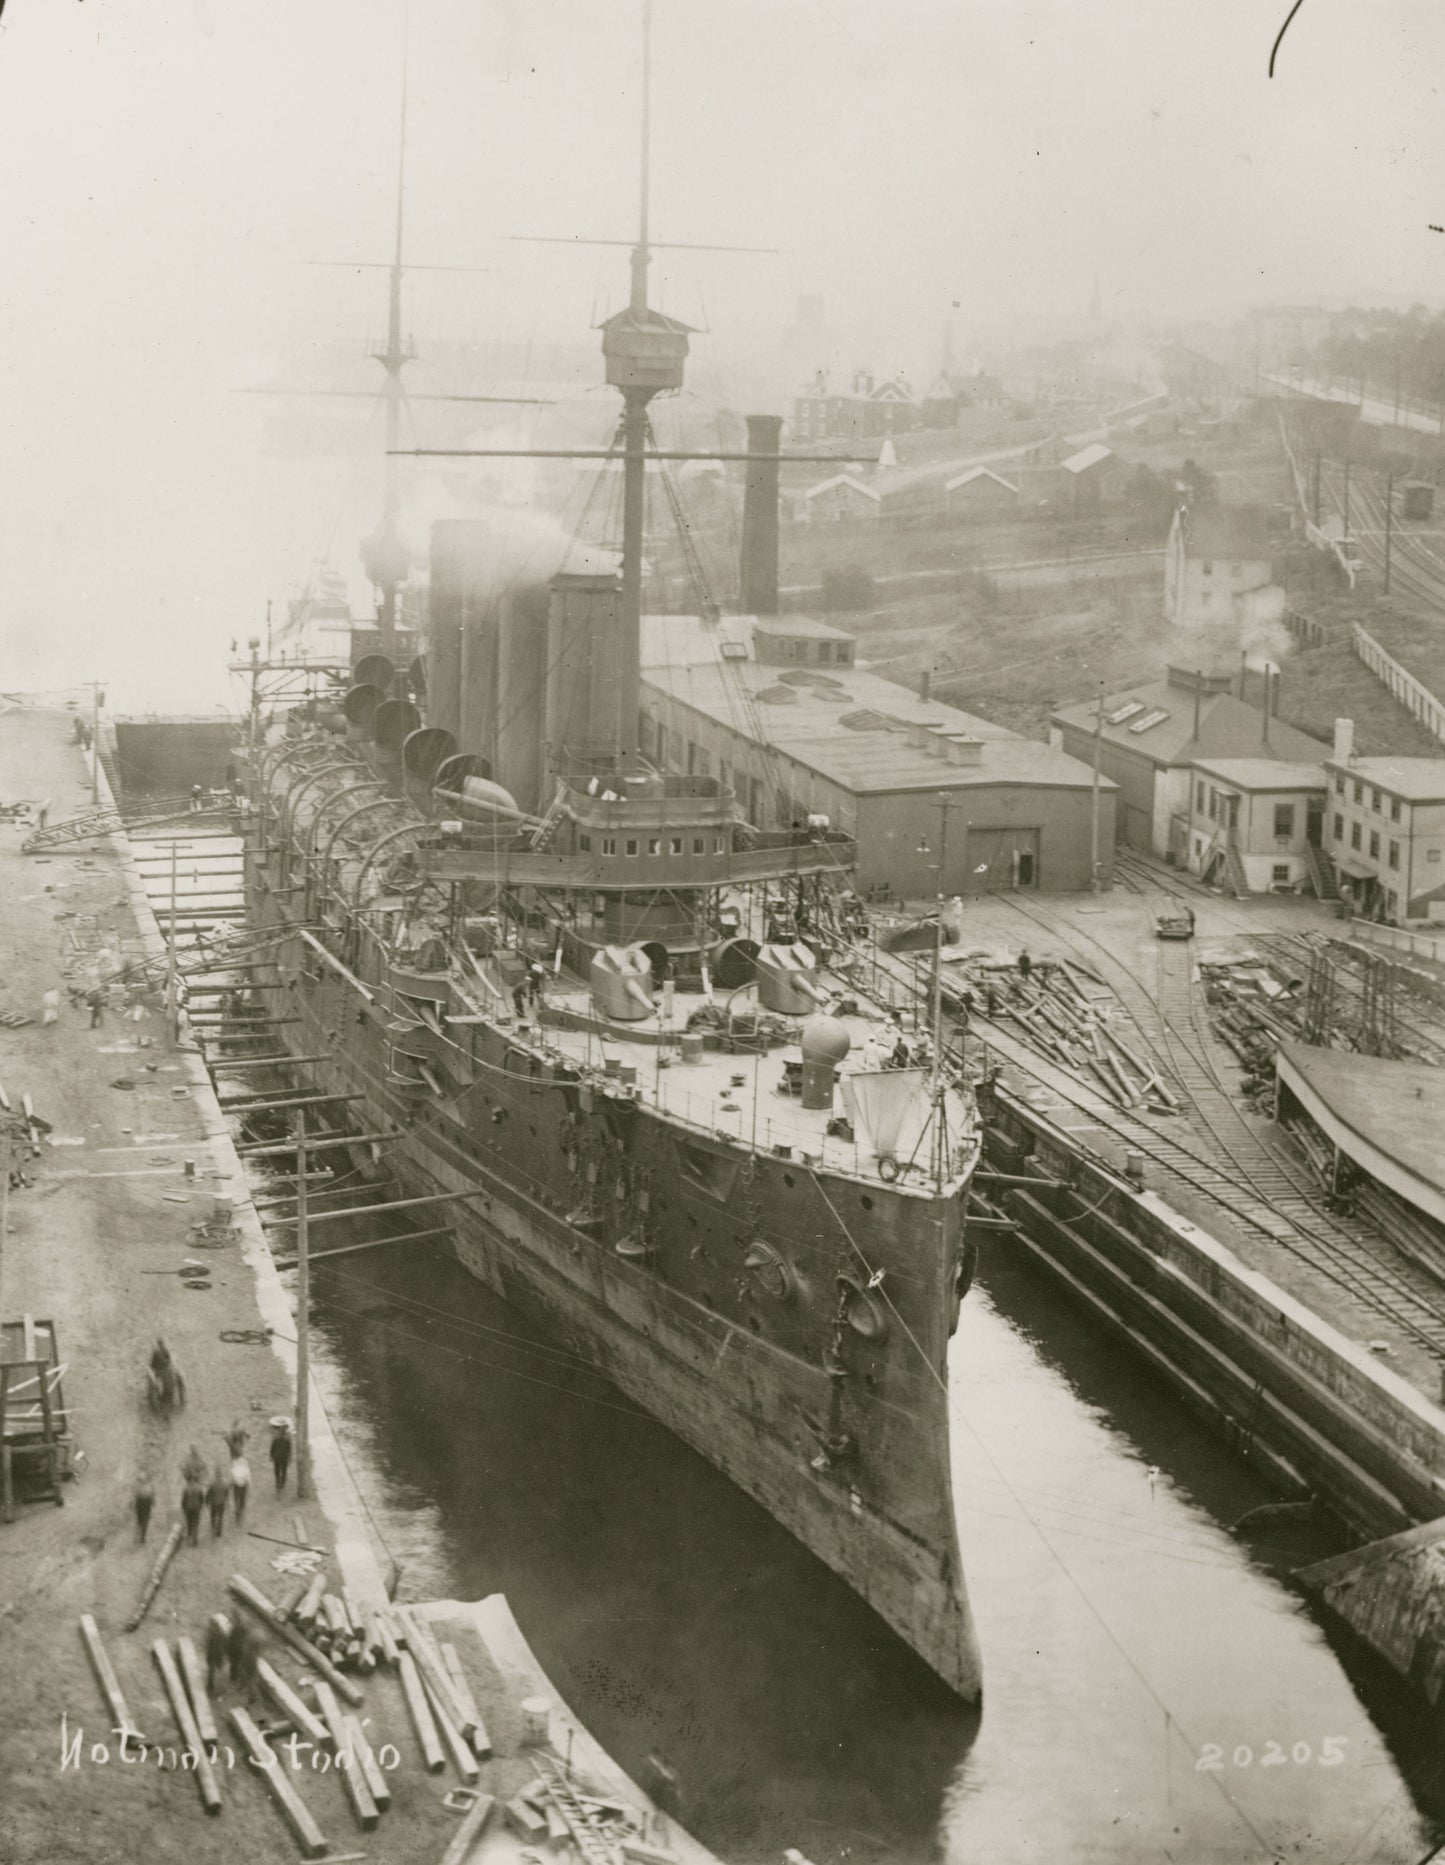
left=640, top=612, right=1116, bottom=896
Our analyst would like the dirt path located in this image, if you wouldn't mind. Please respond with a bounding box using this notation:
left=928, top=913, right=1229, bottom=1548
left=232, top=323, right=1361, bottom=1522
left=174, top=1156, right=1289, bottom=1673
left=0, top=707, right=478, bottom=1865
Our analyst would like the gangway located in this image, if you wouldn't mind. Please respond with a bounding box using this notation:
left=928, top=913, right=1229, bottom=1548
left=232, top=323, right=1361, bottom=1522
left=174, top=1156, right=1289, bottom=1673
left=22, top=799, right=231, bottom=854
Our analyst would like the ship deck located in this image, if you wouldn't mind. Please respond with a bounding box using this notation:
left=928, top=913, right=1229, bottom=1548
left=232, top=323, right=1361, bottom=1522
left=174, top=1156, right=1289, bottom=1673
left=526, top=982, right=976, bottom=1191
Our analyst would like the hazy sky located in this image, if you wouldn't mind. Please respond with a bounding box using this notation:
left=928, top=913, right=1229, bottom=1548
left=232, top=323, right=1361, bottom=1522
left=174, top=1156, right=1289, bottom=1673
left=1, top=0, right=1441, bottom=708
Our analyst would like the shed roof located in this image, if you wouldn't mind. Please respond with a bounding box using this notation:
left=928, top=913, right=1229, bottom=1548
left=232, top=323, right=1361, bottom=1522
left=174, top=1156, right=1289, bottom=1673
left=1189, top=757, right=1328, bottom=793
left=805, top=473, right=880, bottom=503
left=945, top=466, right=1021, bottom=495
left=1061, top=442, right=1115, bottom=474
left=641, top=614, right=1111, bottom=798
left=1277, top=1041, right=1445, bottom=1226
left=1179, top=506, right=1269, bottom=561
left=1051, top=676, right=1329, bottom=770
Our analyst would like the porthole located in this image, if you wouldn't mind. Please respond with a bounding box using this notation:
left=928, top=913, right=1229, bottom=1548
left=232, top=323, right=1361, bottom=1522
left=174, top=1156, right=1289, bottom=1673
left=782, top=1172, right=795, bottom=1189
left=859, top=1193, right=874, bottom=1211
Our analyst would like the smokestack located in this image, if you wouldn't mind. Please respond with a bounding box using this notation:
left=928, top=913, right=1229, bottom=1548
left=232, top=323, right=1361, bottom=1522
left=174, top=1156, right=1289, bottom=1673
left=1333, top=717, right=1354, bottom=764
left=1239, top=651, right=1248, bottom=702
left=1192, top=669, right=1202, bottom=745
left=740, top=414, right=783, bottom=616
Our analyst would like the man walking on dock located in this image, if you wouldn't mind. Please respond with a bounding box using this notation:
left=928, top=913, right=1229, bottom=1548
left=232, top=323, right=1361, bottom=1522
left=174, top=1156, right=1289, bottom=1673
left=207, top=1465, right=229, bottom=1538
left=86, top=986, right=104, bottom=1029
left=269, top=1417, right=293, bottom=1494
left=230, top=1450, right=251, bottom=1528
left=181, top=1477, right=204, bottom=1547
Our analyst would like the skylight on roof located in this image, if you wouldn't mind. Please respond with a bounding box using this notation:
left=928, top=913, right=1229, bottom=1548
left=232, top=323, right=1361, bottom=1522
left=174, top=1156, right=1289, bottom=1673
left=1128, top=708, right=1170, bottom=734
left=1107, top=700, right=1145, bottom=725
left=720, top=641, right=748, bottom=660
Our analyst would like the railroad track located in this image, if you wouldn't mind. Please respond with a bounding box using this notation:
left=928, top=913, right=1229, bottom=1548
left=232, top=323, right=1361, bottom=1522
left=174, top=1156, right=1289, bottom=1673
left=987, top=894, right=1445, bottom=1357
left=1249, top=930, right=1445, bottom=1068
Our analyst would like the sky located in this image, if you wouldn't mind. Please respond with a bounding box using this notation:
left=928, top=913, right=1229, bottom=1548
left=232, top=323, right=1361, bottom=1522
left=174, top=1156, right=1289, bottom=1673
left=0, top=0, right=1441, bottom=709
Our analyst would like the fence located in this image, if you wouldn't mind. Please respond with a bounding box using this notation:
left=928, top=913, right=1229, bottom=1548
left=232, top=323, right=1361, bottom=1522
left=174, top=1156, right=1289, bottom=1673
left=1351, top=624, right=1445, bottom=746
left=1346, top=918, right=1445, bottom=966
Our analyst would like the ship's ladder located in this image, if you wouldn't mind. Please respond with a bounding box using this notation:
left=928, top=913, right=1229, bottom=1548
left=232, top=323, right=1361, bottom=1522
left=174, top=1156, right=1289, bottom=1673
left=531, top=1752, right=620, bottom=1865
left=529, top=782, right=570, bottom=853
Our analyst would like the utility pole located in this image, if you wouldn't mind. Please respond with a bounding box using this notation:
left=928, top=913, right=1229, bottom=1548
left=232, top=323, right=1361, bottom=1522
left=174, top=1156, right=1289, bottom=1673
left=166, top=842, right=179, bottom=1047
left=1090, top=681, right=1104, bottom=894
left=1342, top=455, right=1351, bottom=539
left=294, top=1111, right=312, bottom=1502
left=1384, top=472, right=1395, bottom=595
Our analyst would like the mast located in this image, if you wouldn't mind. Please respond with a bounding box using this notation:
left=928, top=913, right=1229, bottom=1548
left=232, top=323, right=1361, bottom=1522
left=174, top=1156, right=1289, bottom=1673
left=365, top=35, right=413, bottom=663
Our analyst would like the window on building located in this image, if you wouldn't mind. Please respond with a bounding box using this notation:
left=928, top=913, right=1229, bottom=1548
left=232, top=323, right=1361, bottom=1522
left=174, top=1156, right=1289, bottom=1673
left=602, top=838, right=617, bottom=856
left=1273, top=803, right=1295, bottom=839
left=646, top=837, right=660, bottom=856
left=1334, top=772, right=1344, bottom=795
left=578, top=833, right=591, bottom=853
left=1388, top=841, right=1400, bottom=870
left=816, top=642, right=832, bottom=664
left=837, top=645, right=853, bottom=665
left=1350, top=821, right=1361, bottom=850
left=1369, top=831, right=1380, bottom=860
left=1202, top=559, right=1214, bottom=575
left=1386, top=889, right=1398, bottom=917
left=625, top=839, right=639, bottom=857
left=1195, top=781, right=1206, bottom=812
left=1332, top=812, right=1343, bottom=841
left=670, top=837, right=683, bottom=856
left=1228, top=796, right=1240, bottom=828
left=1272, top=863, right=1290, bottom=883
left=692, top=837, right=706, bottom=855
left=1353, top=780, right=1363, bottom=804
left=1390, top=797, right=1401, bottom=823
left=714, top=836, right=725, bottom=853
left=1370, top=788, right=1381, bottom=813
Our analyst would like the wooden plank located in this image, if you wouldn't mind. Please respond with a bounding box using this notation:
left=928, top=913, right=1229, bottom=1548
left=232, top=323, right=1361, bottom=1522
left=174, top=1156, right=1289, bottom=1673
left=396, top=1651, right=446, bottom=1773
left=343, top=1713, right=391, bottom=1814
left=417, top=1665, right=480, bottom=1784
left=255, top=1660, right=329, bottom=1749
left=227, top=1574, right=363, bottom=1707
left=397, top=1608, right=473, bottom=1737
left=438, top=1792, right=495, bottom=1865
left=175, top=1634, right=218, bottom=1746
left=311, top=1680, right=379, bottom=1831
left=151, top=1640, right=222, bottom=1815
left=79, top=1614, right=143, bottom=1742
left=440, top=1642, right=493, bottom=1760
left=228, top=1707, right=328, bottom=1859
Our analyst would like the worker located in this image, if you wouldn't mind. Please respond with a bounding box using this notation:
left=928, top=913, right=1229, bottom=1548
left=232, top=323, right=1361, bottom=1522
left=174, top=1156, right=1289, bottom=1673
left=227, top=1619, right=258, bottom=1701
left=181, top=1478, right=205, bottom=1547
left=37, top=800, right=50, bottom=830
left=86, top=986, right=104, bottom=1029
left=269, top=1418, right=293, bottom=1494
left=189, top=783, right=204, bottom=814
left=230, top=1450, right=252, bottom=1529
left=41, top=987, right=60, bottom=1027
left=133, top=1478, right=154, bottom=1545
left=207, top=1465, right=229, bottom=1539
left=1017, top=948, right=1032, bottom=982
left=205, top=1618, right=230, bottom=1694
left=181, top=1441, right=207, bottom=1485
left=223, top=1420, right=249, bottom=1459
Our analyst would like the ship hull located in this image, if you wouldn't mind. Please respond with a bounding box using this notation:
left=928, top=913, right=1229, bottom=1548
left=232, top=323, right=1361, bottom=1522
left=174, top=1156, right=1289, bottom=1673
left=240, top=888, right=980, bottom=1698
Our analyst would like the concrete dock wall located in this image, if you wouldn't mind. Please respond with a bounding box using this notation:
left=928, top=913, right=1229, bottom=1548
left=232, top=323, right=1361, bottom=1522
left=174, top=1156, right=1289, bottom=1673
left=982, top=1088, right=1445, bottom=1539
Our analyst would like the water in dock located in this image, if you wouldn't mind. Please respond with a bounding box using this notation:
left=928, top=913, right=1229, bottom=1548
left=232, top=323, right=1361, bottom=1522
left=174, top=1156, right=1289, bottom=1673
left=291, top=1212, right=1445, bottom=1865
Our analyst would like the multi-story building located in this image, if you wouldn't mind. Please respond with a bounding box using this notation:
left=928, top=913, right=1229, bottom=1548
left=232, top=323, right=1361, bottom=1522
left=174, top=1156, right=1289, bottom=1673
left=1163, top=505, right=1278, bottom=630
left=790, top=370, right=921, bottom=443
left=1324, top=725, right=1445, bottom=923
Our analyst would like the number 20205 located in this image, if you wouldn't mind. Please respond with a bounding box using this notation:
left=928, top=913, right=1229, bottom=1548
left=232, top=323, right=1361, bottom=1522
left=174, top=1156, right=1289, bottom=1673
left=1196, top=1737, right=1348, bottom=1772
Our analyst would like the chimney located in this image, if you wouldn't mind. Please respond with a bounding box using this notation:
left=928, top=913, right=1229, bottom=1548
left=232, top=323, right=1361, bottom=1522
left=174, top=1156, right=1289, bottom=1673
left=740, top=414, right=783, bottom=618
left=1239, top=651, right=1248, bottom=703
left=1333, top=717, right=1354, bottom=764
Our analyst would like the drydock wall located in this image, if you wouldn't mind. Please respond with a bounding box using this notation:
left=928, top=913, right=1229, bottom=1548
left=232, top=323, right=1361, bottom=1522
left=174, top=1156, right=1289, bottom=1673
left=979, top=1086, right=1445, bottom=1539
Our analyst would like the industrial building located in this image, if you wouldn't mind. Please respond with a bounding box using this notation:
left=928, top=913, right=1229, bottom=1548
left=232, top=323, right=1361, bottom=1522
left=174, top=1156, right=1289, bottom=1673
left=1324, top=730, right=1445, bottom=924
left=1051, top=667, right=1328, bottom=864
left=640, top=611, right=1116, bottom=897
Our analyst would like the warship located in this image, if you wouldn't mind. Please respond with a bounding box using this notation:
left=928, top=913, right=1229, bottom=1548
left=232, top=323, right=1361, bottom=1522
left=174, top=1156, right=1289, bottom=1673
left=233, top=5, right=983, bottom=1700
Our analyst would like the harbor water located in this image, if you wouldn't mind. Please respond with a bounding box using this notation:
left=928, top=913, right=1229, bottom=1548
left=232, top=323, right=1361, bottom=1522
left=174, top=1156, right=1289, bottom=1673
left=291, top=1205, right=1445, bottom=1865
